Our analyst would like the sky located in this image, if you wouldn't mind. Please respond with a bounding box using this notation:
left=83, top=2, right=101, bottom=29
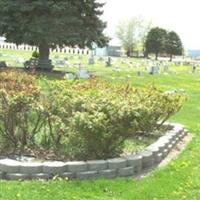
left=99, top=0, right=200, bottom=50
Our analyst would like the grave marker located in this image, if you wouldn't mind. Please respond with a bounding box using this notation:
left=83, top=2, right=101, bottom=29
left=88, top=56, right=95, bottom=65
left=106, top=57, right=112, bottom=67
left=78, top=69, right=90, bottom=79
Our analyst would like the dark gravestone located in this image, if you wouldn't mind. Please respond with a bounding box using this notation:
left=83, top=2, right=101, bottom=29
left=106, top=57, right=112, bottom=67
left=0, top=61, right=7, bottom=68
left=37, top=59, right=54, bottom=70
left=192, top=65, right=197, bottom=74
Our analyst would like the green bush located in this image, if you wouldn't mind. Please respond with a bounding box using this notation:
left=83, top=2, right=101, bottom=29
left=32, top=51, right=39, bottom=59
left=38, top=81, right=72, bottom=149
left=0, top=73, right=186, bottom=159
left=64, top=86, right=185, bottom=160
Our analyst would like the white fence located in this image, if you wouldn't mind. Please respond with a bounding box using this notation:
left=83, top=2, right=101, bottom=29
left=0, top=42, right=91, bottom=55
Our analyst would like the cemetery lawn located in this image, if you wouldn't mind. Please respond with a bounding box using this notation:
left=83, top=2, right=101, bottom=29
left=0, top=50, right=200, bottom=199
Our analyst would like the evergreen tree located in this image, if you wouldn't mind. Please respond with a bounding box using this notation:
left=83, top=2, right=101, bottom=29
left=166, top=31, right=183, bottom=61
left=0, top=0, right=108, bottom=70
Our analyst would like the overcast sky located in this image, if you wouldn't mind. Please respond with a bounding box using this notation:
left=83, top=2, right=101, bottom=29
left=100, top=0, right=200, bottom=50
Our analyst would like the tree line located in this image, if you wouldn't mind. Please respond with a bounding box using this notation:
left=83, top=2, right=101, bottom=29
left=145, top=27, right=183, bottom=61
left=116, top=17, right=183, bottom=61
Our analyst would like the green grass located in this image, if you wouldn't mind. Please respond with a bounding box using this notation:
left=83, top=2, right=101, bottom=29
left=1, top=49, right=200, bottom=199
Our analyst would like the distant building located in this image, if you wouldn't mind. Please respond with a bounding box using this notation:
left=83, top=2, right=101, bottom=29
left=94, top=45, right=121, bottom=57
left=92, top=39, right=122, bottom=57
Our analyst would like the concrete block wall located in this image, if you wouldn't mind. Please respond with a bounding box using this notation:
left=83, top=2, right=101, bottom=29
left=0, top=123, right=188, bottom=180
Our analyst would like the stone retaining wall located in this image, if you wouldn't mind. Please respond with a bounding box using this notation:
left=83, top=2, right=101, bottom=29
left=0, top=123, right=188, bottom=180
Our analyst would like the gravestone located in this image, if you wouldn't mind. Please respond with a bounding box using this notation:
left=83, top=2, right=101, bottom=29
left=65, top=60, right=70, bottom=67
left=65, top=73, right=76, bottom=80
left=0, top=61, right=7, bottom=68
left=16, top=57, right=25, bottom=64
left=78, top=69, right=90, bottom=79
left=137, top=71, right=144, bottom=76
left=192, top=64, right=197, bottom=74
left=55, top=59, right=65, bottom=66
left=88, top=56, right=95, bottom=65
left=149, top=66, right=158, bottom=75
left=37, top=59, right=53, bottom=70
left=163, top=63, right=169, bottom=73
left=106, top=57, right=112, bottom=67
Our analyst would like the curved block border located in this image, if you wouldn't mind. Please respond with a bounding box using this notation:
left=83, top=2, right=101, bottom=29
left=0, top=123, right=188, bottom=180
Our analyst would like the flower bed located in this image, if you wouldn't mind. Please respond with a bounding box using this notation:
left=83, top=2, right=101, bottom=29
left=0, top=69, right=187, bottom=180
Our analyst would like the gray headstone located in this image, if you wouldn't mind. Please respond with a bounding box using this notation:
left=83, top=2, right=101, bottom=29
left=16, top=57, right=25, bottom=64
left=88, top=56, right=95, bottom=65
left=78, top=69, right=90, bottom=79
left=163, top=64, right=168, bottom=72
left=137, top=71, right=144, bottom=76
left=55, top=59, right=65, bottom=65
left=149, top=65, right=159, bottom=75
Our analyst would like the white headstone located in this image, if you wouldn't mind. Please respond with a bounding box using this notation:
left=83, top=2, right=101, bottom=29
left=66, top=73, right=76, bottom=80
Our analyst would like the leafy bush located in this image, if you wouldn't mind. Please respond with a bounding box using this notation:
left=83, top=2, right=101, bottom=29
left=65, top=85, right=185, bottom=160
left=38, top=81, right=72, bottom=149
left=32, top=51, right=39, bottom=59
left=0, top=70, right=43, bottom=151
left=0, top=72, right=186, bottom=160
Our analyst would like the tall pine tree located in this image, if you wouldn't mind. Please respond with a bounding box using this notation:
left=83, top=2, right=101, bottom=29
left=0, top=0, right=109, bottom=70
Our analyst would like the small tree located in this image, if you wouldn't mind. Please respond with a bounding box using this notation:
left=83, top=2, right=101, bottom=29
left=166, top=31, right=183, bottom=61
left=0, top=0, right=109, bottom=70
left=145, top=27, right=167, bottom=60
left=115, top=17, right=152, bottom=57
